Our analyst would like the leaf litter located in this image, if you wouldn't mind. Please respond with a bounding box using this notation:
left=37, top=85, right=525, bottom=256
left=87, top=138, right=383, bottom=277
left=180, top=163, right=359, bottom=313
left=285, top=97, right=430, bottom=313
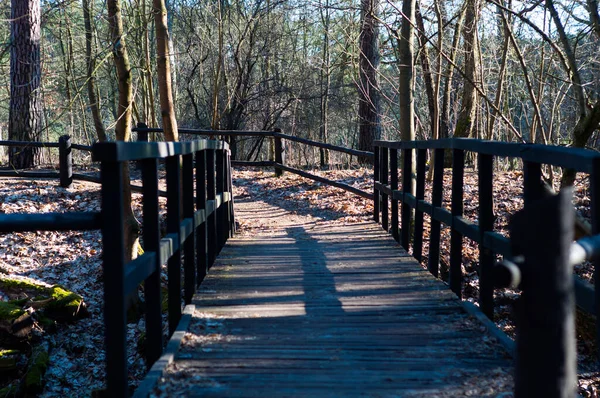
left=0, top=165, right=596, bottom=396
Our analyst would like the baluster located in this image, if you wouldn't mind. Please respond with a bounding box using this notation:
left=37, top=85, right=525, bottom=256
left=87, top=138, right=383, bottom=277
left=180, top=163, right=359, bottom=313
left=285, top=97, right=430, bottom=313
left=478, top=154, right=494, bottom=318
left=227, top=151, right=235, bottom=237
left=206, top=149, right=217, bottom=267
left=381, top=146, right=389, bottom=232
left=374, top=146, right=380, bottom=223
left=141, top=157, right=162, bottom=366
left=196, top=150, right=207, bottom=284
left=428, top=148, right=444, bottom=277
left=390, top=148, right=399, bottom=242
left=401, top=148, right=413, bottom=250
left=100, top=160, right=127, bottom=397
left=450, top=149, right=464, bottom=297
left=216, top=149, right=226, bottom=251
left=166, top=154, right=182, bottom=335
left=413, top=148, right=426, bottom=262
left=182, top=152, right=195, bottom=304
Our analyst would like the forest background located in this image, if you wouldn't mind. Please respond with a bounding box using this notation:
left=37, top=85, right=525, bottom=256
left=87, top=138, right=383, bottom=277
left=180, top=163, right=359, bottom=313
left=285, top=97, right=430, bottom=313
left=3, top=0, right=600, bottom=172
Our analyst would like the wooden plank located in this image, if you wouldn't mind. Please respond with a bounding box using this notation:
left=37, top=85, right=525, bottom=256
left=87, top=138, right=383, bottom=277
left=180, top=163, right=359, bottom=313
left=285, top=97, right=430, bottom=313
left=152, top=200, right=513, bottom=396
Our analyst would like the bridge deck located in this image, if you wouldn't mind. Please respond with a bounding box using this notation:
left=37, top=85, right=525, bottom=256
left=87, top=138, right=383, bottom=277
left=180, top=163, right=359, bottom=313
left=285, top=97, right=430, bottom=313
left=153, top=198, right=513, bottom=397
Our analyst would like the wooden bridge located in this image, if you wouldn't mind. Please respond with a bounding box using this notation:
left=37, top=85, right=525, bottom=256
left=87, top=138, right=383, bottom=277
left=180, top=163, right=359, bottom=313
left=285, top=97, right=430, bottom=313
left=139, top=197, right=513, bottom=397
left=2, top=129, right=598, bottom=397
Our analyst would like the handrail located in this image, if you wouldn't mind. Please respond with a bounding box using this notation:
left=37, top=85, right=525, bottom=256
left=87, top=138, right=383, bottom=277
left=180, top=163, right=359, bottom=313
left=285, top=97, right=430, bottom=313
left=133, top=124, right=374, bottom=198
left=375, top=138, right=600, bottom=172
left=0, top=138, right=235, bottom=398
left=274, top=132, right=373, bottom=159
left=0, top=135, right=92, bottom=187
left=374, top=138, right=599, bottom=396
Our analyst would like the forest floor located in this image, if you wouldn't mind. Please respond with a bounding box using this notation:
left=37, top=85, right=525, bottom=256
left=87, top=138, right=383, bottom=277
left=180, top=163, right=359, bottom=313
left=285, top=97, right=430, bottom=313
left=0, top=165, right=597, bottom=396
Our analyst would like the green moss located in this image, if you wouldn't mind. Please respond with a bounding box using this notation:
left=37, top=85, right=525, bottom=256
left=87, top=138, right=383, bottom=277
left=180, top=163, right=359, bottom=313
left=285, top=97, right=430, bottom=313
left=24, top=346, right=49, bottom=393
left=0, top=277, right=86, bottom=320
left=0, top=302, right=25, bottom=321
left=36, top=315, right=56, bottom=330
left=48, top=286, right=83, bottom=310
left=7, top=298, right=28, bottom=307
left=0, top=278, right=44, bottom=292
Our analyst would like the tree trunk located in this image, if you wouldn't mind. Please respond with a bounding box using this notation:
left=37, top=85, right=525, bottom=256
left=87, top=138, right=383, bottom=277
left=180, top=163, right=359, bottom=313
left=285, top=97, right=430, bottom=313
left=319, top=0, right=331, bottom=168
left=154, top=0, right=178, bottom=141
left=454, top=0, right=481, bottom=139
left=415, top=2, right=435, bottom=140
left=357, top=0, right=380, bottom=162
left=486, top=2, right=510, bottom=141
left=83, top=0, right=107, bottom=142
left=9, top=0, right=43, bottom=169
left=440, top=3, right=466, bottom=140
left=398, top=0, right=416, bottom=144
left=107, top=0, right=142, bottom=313
left=398, top=0, right=416, bottom=195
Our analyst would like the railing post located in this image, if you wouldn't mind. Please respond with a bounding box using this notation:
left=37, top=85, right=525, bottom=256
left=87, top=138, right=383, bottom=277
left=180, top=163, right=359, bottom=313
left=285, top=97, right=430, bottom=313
left=100, top=160, right=128, bottom=397
left=523, top=161, right=542, bottom=205
left=428, top=148, right=444, bottom=277
left=136, top=122, right=149, bottom=143
left=401, top=148, right=413, bottom=250
left=510, top=188, right=576, bottom=398
left=390, top=148, right=399, bottom=242
left=373, top=146, right=380, bottom=223
left=413, top=148, right=426, bottom=262
left=380, top=146, right=389, bottom=232
left=166, top=154, right=182, bottom=336
left=478, top=154, right=494, bottom=319
left=182, top=153, right=196, bottom=305
left=449, top=148, right=464, bottom=297
left=196, top=150, right=208, bottom=284
left=274, top=128, right=284, bottom=177
left=141, top=157, right=162, bottom=366
left=59, top=135, right=72, bottom=188
left=136, top=123, right=149, bottom=172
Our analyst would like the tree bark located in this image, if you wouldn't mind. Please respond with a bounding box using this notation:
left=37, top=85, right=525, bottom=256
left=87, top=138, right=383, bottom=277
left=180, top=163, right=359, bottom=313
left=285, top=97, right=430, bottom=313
left=9, top=0, right=43, bottom=169
left=83, top=0, right=107, bottom=142
left=398, top=0, right=416, bottom=144
left=319, top=0, right=331, bottom=168
left=415, top=2, right=435, bottom=141
left=440, top=4, right=466, bottom=140
left=454, top=0, right=481, bottom=138
left=357, top=0, right=380, bottom=161
left=398, top=0, right=416, bottom=195
left=486, top=2, right=510, bottom=140
left=154, top=0, right=178, bottom=141
left=107, top=0, right=142, bottom=316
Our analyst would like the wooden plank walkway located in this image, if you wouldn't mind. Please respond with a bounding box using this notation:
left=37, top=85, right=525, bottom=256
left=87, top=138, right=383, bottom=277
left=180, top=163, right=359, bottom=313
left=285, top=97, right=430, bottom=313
left=153, top=198, right=513, bottom=397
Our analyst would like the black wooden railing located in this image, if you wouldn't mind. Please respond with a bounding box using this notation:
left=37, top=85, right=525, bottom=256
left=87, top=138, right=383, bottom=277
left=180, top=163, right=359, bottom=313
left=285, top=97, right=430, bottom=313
left=0, top=136, right=93, bottom=187
left=374, top=138, right=600, bottom=396
left=0, top=138, right=234, bottom=397
left=134, top=123, right=373, bottom=199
